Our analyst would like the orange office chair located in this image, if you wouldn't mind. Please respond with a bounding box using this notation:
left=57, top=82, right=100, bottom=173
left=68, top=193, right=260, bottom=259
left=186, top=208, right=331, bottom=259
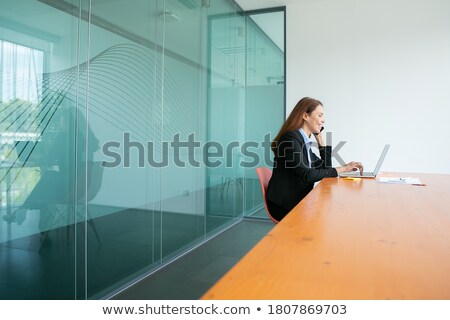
left=255, top=167, right=279, bottom=224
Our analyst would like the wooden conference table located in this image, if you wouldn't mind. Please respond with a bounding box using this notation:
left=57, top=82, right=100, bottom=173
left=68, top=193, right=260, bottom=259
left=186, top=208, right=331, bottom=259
left=202, top=173, right=450, bottom=300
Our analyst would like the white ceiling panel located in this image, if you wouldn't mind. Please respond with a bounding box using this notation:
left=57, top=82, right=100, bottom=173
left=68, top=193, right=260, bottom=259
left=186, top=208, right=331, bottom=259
left=235, top=0, right=300, bottom=10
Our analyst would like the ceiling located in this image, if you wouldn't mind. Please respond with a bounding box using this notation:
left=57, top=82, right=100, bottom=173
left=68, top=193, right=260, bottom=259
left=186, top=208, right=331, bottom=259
left=235, top=0, right=299, bottom=10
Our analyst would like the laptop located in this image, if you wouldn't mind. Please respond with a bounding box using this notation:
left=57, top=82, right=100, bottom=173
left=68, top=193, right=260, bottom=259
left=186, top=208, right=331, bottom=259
left=339, top=144, right=390, bottom=178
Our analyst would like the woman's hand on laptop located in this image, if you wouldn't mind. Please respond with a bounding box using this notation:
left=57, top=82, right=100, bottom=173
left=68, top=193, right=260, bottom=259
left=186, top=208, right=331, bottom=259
left=336, top=161, right=364, bottom=174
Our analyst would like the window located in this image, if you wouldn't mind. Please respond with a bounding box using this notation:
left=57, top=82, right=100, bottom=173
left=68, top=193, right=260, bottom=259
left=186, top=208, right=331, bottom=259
left=1, top=40, right=44, bottom=104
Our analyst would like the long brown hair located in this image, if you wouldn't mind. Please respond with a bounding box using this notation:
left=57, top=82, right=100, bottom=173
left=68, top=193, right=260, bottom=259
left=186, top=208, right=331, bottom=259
left=271, top=97, right=323, bottom=153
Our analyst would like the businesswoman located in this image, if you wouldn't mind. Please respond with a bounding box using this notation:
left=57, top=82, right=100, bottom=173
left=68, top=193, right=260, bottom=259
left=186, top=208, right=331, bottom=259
left=266, top=97, right=363, bottom=221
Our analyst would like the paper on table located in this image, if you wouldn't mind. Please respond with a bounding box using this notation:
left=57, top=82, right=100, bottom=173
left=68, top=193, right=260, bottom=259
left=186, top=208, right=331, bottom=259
left=378, top=177, right=423, bottom=185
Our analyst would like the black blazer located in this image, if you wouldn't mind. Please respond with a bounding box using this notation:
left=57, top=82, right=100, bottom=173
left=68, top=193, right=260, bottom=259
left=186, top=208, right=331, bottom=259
left=267, top=130, right=337, bottom=213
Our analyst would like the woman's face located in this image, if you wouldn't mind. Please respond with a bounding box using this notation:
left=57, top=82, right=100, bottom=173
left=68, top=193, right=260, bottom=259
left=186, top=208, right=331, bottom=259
left=304, top=104, right=325, bottom=135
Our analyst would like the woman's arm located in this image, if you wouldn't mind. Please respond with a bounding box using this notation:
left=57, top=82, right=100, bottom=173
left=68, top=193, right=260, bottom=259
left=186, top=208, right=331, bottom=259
left=312, top=131, right=364, bottom=174
left=336, top=162, right=364, bottom=174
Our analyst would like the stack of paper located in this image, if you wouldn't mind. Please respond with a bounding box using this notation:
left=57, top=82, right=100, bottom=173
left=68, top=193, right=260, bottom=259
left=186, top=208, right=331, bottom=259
left=378, top=177, right=424, bottom=185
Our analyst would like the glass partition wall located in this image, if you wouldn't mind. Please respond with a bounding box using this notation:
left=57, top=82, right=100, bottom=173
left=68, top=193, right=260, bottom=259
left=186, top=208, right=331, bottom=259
left=242, top=9, right=285, bottom=218
left=0, top=0, right=284, bottom=299
left=207, top=8, right=285, bottom=221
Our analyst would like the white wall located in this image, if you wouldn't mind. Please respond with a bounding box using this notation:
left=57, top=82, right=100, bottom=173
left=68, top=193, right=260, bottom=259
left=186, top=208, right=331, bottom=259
left=286, top=0, right=450, bottom=174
